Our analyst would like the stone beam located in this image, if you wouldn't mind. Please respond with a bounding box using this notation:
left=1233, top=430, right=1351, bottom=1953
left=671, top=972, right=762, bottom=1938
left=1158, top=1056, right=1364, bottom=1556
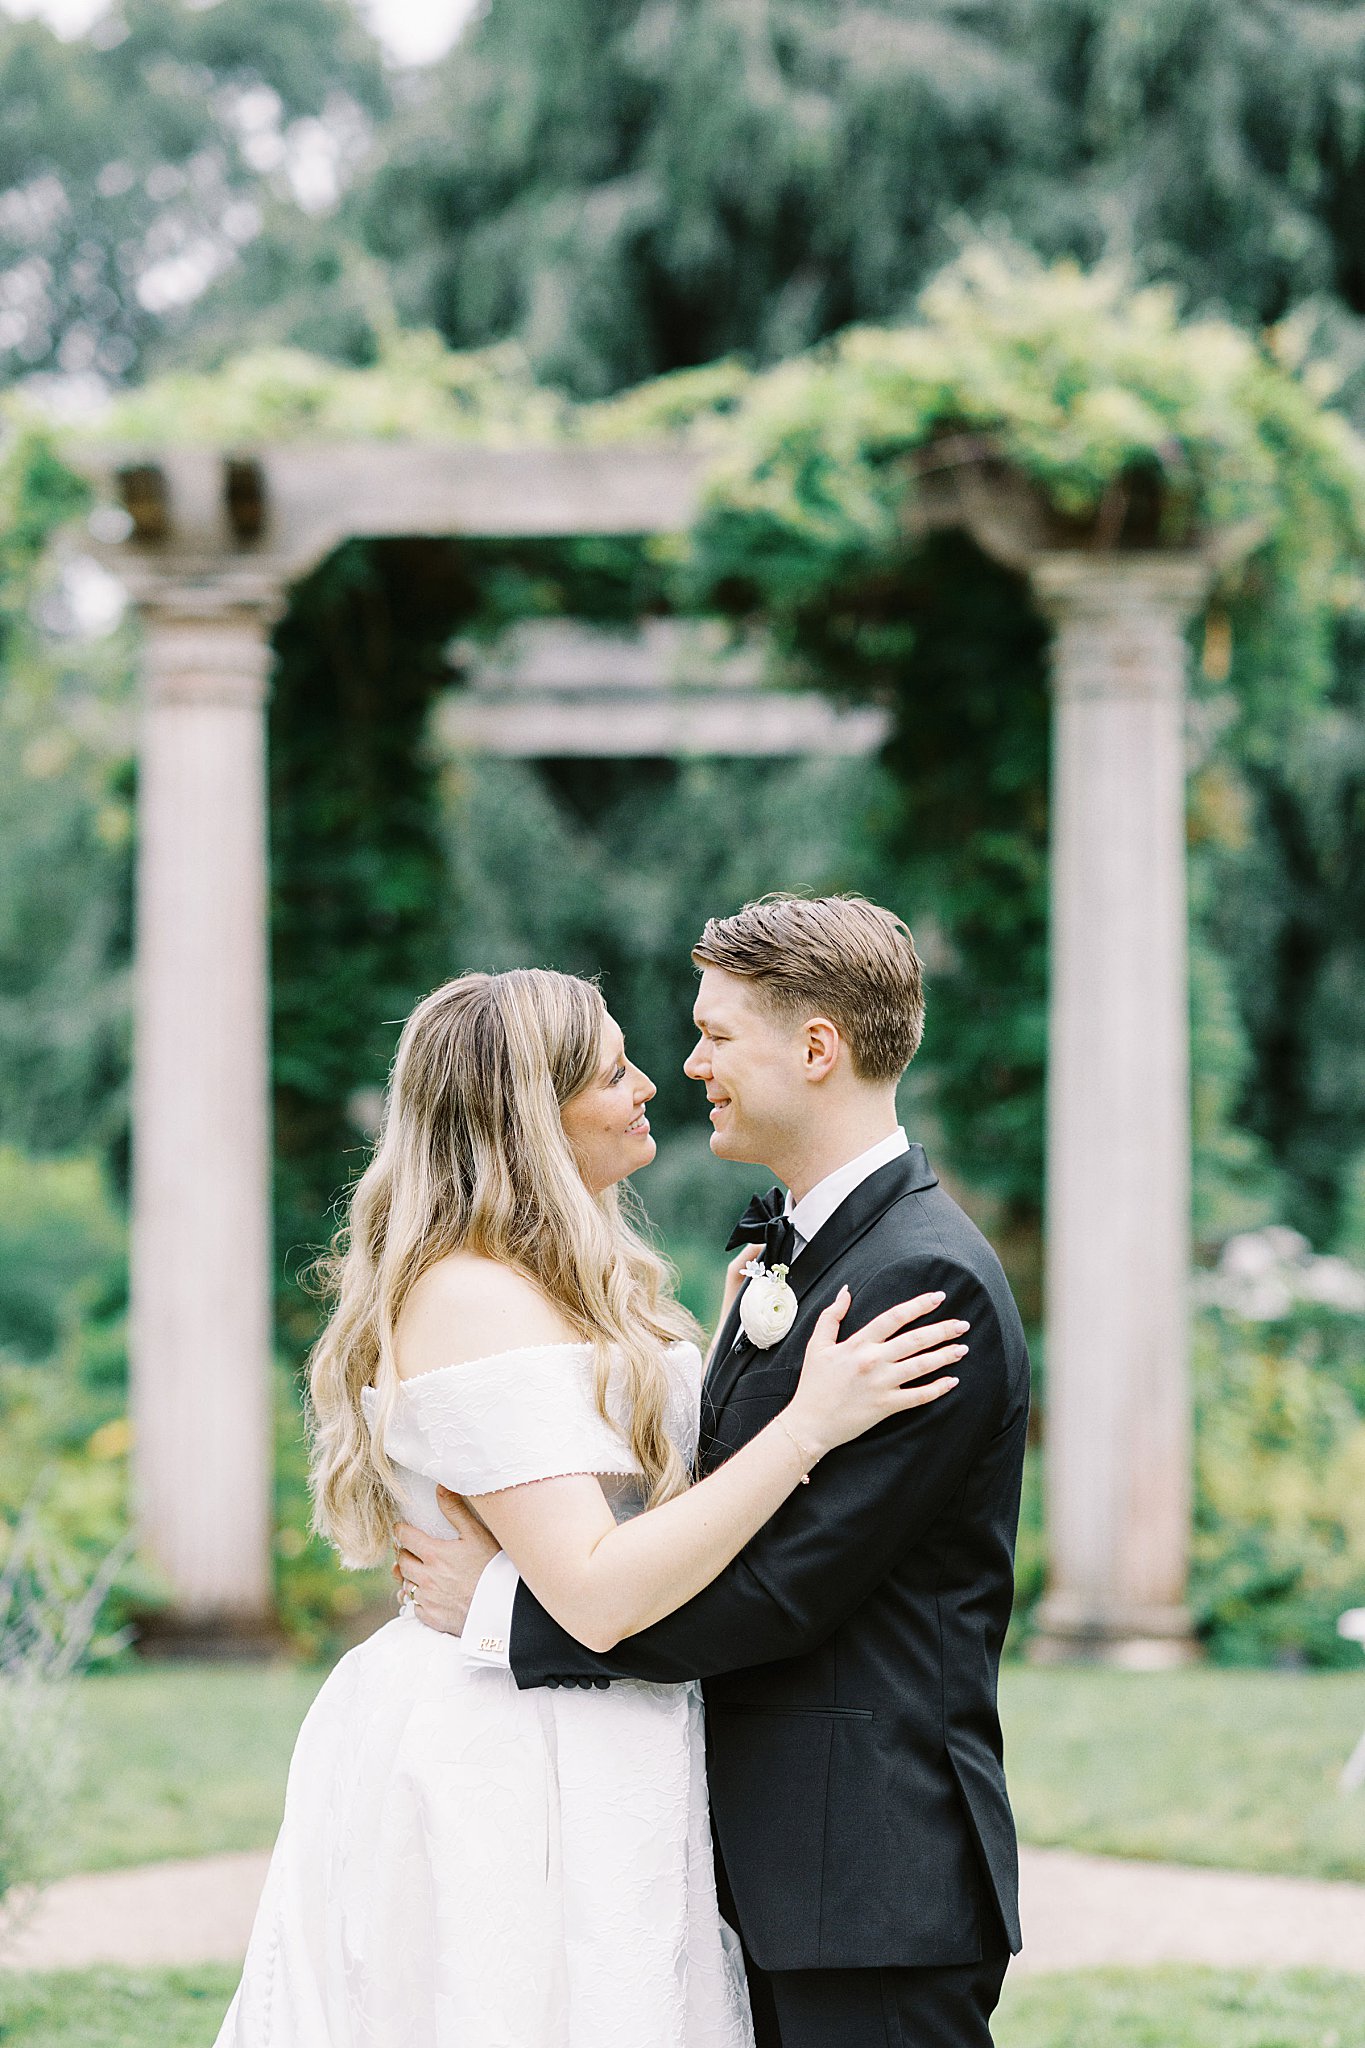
left=438, top=617, right=891, bottom=756
left=438, top=689, right=890, bottom=756
left=75, top=442, right=710, bottom=585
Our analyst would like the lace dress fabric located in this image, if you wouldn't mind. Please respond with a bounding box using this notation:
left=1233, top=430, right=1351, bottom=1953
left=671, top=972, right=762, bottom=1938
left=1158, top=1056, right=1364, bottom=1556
left=213, top=1340, right=754, bottom=2048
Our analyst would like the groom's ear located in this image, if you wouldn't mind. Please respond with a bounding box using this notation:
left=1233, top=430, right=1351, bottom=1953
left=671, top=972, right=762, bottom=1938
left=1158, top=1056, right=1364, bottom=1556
left=801, top=1016, right=842, bottom=1082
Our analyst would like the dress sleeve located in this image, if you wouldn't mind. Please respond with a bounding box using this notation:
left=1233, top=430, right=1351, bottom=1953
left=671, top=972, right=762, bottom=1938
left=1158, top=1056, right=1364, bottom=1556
left=379, top=1343, right=642, bottom=1495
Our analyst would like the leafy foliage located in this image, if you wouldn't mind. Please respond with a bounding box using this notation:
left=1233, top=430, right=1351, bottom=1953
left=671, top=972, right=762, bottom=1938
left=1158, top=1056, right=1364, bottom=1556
left=1202, top=610, right=1365, bottom=1247
left=788, top=528, right=1051, bottom=1272
left=16, top=0, right=1365, bottom=417
left=355, top=0, right=1365, bottom=401
left=0, top=1, right=389, bottom=386
left=269, top=538, right=457, bottom=1344
left=0, top=421, right=150, bottom=1651
left=96, top=332, right=570, bottom=446
left=0, top=652, right=132, bottom=1168
left=1193, top=1300, right=1365, bottom=1667
left=357, top=0, right=1049, bottom=396
left=0, top=1141, right=162, bottom=1631
left=0, top=419, right=132, bottom=1169
left=691, top=249, right=1365, bottom=602
left=0, top=419, right=130, bottom=1179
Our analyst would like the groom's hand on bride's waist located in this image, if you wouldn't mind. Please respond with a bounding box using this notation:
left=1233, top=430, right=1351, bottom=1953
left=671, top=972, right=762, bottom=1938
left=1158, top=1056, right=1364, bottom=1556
left=393, top=1489, right=500, bottom=1635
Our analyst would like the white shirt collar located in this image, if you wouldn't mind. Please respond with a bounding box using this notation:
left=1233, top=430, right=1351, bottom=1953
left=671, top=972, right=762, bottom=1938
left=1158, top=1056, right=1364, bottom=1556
left=785, top=1128, right=910, bottom=1248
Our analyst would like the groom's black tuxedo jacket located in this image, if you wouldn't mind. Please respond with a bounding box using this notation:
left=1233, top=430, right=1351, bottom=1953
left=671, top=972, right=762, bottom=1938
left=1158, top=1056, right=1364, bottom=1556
left=510, top=1146, right=1029, bottom=1974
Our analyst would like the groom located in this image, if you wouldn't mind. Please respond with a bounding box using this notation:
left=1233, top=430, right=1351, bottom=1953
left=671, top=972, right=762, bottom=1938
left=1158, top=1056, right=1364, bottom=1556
left=397, top=894, right=1029, bottom=2046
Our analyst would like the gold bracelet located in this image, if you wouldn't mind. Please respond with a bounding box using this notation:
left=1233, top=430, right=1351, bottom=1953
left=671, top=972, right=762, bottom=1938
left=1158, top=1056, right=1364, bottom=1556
left=778, top=1413, right=819, bottom=1484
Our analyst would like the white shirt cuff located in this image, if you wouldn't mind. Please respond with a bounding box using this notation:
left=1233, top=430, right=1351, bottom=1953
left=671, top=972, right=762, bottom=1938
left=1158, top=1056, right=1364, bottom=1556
left=459, top=1549, right=519, bottom=1666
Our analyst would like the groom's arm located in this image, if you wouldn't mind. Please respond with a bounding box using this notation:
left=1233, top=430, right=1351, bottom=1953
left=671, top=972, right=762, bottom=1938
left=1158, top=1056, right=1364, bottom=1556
left=510, top=1255, right=1022, bottom=1690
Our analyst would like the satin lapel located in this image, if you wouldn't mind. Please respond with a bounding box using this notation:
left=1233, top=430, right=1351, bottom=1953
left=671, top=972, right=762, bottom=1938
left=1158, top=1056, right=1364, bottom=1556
left=703, top=1293, right=745, bottom=1395
left=702, top=1315, right=759, bottom=1427
left=712, top=1318, right=765, bottom=1433
left=700, top=1293, right=747, bottom=1450
left=705, top=1145, right=940, bottom=1426
left=784, top=1144, right=938, bottom=1308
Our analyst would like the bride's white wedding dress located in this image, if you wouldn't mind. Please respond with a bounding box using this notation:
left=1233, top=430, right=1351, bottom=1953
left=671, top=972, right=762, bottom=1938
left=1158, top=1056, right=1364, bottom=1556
left=213, top=1339, right=753, bottom=2048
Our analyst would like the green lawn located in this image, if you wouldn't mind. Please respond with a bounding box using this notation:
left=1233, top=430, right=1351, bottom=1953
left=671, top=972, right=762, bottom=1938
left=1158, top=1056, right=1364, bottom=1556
left=61, top=1659, right=1365, bottom=1882
left=996, top=1969, right=1365, bottom=2047
left=999, top=1666, right=1365, bottom=1884
left=2, top=1967, right=1361, bottom=2048
left=66, top=1663, right=325, bottom=1873
left=0, top=1966, right=240, bottom=2047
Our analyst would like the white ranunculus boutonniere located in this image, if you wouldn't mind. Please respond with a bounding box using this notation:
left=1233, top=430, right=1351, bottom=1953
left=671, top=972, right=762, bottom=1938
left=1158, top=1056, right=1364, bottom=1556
left=738, top=1260, right=798, bottom=1349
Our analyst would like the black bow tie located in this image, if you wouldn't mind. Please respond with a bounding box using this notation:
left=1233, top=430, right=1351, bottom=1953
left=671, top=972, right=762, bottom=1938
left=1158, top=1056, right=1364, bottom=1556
left=726, top=1186, right=797, bottom=1269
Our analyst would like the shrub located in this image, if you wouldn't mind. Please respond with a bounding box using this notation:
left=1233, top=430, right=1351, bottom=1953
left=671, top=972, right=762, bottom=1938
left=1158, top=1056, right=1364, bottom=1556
left=0, top=1513, right=130, bottom=1920
left=1192, top=1230, right=1365, bottom=1666
left=0, top=1148, right=161, bottom=1651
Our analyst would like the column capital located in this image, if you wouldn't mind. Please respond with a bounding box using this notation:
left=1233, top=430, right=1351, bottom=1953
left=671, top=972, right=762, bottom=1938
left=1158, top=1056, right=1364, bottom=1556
left=1029, top=552, right=1212, bottom=706
left=135, top=575, right=284, bottom=712
left=1028, top=550, right=1213, bottom=625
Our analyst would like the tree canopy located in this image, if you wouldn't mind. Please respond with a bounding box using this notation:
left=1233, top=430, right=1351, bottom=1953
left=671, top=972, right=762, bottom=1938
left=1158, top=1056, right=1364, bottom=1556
left=0, top=0, right=387, bottom=384
left=15, top=0, right=1365, bottom=417
left=356, top=0, right=1365, bottom=401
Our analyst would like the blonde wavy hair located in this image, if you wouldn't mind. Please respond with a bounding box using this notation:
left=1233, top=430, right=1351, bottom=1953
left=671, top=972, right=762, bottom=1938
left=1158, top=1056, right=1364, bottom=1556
left=306, top=969, right=700, bottom=1567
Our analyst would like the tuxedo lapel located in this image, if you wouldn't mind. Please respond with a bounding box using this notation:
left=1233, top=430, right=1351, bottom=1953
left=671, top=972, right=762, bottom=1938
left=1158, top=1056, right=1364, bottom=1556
left=702, top=1321, right=761, bottom=1431
left=705, top=1146, right=939, bottom=1426
left=784, top=1144, right=938, bottom=1306
left=703, top=1293, right=745, bottom=1394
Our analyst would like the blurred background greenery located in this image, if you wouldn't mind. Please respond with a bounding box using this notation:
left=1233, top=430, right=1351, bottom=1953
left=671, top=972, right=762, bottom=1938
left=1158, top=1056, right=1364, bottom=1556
left=2, top=0, right=1365, bottom=1674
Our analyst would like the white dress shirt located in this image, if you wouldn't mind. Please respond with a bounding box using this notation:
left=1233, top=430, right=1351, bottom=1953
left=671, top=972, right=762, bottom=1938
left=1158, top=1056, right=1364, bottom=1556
left=458, top=1127, right=912, bottom=1665
left=783, top=1124, right=909, bottom=1254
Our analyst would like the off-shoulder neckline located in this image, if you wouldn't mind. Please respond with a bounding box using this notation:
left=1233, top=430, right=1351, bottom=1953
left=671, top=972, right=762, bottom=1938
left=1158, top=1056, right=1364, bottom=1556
left=361, top=1336, right=700, bottom=1397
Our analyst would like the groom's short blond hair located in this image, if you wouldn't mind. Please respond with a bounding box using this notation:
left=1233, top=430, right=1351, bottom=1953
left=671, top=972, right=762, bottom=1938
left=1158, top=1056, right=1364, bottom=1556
left=692, top=894, right=924, bottom=1084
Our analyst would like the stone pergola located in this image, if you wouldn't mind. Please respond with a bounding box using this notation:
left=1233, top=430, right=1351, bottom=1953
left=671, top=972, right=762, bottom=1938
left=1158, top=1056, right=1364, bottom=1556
left=83, top=435, right=1224, bottom=1662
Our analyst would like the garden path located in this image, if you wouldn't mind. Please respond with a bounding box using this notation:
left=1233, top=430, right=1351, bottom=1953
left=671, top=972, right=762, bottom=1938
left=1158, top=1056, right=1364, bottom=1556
left=3, top=1845, right=1364, bottom=1978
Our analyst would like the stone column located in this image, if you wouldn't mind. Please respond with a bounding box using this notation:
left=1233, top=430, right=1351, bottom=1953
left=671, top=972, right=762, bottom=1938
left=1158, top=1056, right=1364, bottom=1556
left=129, top=582, right=279, bottom=1634
left=1030, top=554, right=1208, bottom=1665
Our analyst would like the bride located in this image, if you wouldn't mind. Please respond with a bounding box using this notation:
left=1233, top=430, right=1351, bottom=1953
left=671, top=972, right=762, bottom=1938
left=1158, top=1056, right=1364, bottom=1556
left=213, top=968, right=963, bottom=2047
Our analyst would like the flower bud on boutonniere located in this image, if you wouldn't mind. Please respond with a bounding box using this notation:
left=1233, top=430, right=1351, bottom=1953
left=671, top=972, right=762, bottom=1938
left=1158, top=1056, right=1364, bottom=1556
left=739, top=1261, right=798, bottom=1349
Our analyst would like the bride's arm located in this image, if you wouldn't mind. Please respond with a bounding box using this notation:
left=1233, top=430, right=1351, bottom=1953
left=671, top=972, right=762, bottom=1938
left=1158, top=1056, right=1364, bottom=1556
left=466, top=1289, right=967, bottom=1654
